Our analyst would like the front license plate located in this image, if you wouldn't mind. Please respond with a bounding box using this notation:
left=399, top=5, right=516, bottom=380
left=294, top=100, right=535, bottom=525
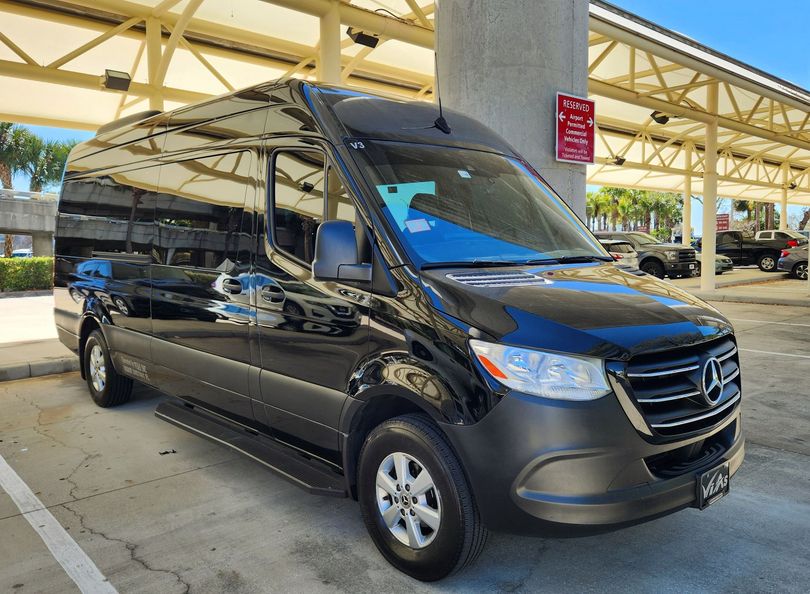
left=689, top=263, right=696, bottom=269
left=697, top=462, right=729, bottom=509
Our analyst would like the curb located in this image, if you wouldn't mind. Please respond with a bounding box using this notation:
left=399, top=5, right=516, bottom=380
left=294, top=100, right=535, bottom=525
left=0, top=356, right=79, bottom=382
left=692, top=291, right=810, bottom=308
left=0, top=290, right=53, bottom=299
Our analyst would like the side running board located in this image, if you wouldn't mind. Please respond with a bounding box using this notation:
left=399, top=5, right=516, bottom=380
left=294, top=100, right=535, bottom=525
left=155, top=400, right=347, bottom=498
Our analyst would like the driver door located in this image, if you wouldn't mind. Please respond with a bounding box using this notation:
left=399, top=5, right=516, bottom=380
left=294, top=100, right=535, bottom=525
left=253, top=143, right=371, bottom=463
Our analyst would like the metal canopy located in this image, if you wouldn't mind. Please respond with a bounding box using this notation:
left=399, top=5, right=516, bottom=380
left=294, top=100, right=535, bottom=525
left=1, top=0, right=808, bottom=207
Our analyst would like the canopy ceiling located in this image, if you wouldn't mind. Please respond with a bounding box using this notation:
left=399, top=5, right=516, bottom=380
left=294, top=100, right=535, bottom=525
left=1, top=0, right=808, bottom=205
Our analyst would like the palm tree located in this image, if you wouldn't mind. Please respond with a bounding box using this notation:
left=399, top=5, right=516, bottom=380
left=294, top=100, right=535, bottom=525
left=0, top=122, right=29, bottom=190
left=19, top=137, right=73, bottom=192
left=0, top=123, right=33, bottom=256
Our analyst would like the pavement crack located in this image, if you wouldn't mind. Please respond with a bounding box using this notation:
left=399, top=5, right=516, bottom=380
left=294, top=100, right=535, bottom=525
left=62, top=503, right=191, bottom=594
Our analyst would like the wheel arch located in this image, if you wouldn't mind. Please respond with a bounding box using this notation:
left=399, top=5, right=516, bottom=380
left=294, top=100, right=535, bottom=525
left=340, top=390, right=447, bottom=500
left=77, top=315, right=103, bottom=379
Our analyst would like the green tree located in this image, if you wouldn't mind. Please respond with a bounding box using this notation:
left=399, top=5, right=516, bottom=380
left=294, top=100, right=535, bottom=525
left=19, top=136, right=74, bottom=192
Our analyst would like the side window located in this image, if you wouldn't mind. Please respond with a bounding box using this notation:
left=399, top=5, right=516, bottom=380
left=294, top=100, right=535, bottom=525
left=272, top=150, right=326, bottom=264
left=55, top=167, right=158, bottom=259
left=270, top=151, right=359, bottom=265
left=154, top=151, right=254, bottom=271
left=326, top=164, right=356, bottom=223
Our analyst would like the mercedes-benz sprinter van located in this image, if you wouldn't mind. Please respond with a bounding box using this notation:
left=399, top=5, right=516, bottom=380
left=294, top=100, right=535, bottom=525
left=54, top=80, right=744, bottom=581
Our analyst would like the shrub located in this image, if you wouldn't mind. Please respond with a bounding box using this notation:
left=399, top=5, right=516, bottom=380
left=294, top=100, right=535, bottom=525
left=0, top=257, right=53, bottom=292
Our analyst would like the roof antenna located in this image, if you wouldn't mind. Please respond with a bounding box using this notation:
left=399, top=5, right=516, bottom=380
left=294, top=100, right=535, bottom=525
left=432, top=50, right=451, bottom=134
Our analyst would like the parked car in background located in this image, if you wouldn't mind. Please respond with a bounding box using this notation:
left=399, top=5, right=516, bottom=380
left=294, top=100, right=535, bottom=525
left=698, top=230, right=801, bottom=272
left=11, top=248, right=33, bottom=258
left=694, top=253, right=733, bottom=276
left=598, top=239, right=639, bottom=268
left=777, top=246, right=808, bottom=280
left=595, top=231, right=696, bottom=278
left=755, top=229, right=807, bottom=247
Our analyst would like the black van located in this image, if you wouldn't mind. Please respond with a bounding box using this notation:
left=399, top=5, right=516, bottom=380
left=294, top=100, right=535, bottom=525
left=54, top=80, right=744, bottom=581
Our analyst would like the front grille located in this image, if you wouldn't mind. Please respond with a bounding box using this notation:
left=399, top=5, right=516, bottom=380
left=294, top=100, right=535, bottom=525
left=678, top=249, right=696, bottom=262
left=624, top=337, right=741, bottom=438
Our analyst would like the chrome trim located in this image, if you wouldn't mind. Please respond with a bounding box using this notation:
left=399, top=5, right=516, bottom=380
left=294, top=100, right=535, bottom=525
left=637, top=389, right=701, bottom=403
left=723, top=367, right=740, bottom=383
left=717, top=346, right=738, bottom=362
left=650, top=392, right=741, bottom=429
left=627, top=364, right=700, bottom=378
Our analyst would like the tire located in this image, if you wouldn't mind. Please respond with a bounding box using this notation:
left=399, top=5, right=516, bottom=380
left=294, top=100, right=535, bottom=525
left=758, top=253, right=777, bottom=272
left=640, top=259, right=665, bottom=278
left=793, top=262, right=808, bottom=281
left=693, top=263, right=701, bottom=277
left=357, top=414, right=488, bottom=581
left=83, top=329, right=133, bottom=407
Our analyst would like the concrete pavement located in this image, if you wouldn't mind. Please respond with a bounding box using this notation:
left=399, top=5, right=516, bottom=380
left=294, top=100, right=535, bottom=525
left=0, top=294, right=78, bottom=381
left=1, top=301, right=809, bottom=592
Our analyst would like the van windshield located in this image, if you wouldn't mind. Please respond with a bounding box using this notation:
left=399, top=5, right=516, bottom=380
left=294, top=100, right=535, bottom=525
left=349, top=141, right=606, bottom=267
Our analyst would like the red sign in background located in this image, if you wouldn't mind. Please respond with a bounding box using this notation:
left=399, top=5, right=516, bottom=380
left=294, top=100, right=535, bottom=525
left=716, top=213, right=730, bottom=231
left=556, top=92, right=595, bottom=164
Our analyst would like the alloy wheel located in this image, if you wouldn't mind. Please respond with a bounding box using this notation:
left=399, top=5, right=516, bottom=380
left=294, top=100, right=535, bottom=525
left=89, top=344, right=106, bottom=392
left=375, top=451, right=442, bottom=549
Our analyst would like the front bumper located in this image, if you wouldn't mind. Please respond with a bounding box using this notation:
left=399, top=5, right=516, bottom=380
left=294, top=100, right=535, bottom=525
left=442, top=391, right=744, bottom=536
left=666, top=261, right=697, bottom=276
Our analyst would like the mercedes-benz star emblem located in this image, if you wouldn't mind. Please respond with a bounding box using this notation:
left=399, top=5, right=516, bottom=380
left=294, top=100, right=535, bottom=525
left=701, top=357, right=724, bottom=406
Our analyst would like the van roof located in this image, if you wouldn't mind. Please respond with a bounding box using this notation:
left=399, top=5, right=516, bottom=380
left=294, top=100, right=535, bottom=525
left=70, top=79, right=517, bottom=165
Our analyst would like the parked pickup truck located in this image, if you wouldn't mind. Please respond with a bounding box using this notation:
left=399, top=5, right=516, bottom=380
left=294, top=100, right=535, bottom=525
left=754, top=229, right=808, bottom=246
left=595, top=231, right=696, bottom=278
left=700, top=230, right=806, bottom=272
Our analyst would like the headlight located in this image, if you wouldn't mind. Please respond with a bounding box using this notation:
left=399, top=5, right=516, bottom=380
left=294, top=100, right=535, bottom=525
left=470, top=340, right=611, bottom=401
left=664, top=250, right=679, bottom=261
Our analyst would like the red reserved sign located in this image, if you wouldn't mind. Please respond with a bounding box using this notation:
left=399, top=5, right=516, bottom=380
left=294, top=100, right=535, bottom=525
left=556, top=92, right=595, bottom=164
left=717, top=213, right=730, bottom=231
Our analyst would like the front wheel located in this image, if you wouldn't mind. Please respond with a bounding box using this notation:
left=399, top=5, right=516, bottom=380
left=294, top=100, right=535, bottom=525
left=758, top=253, right=777, bottom=272
left=357, top=415, right=488, bottom=581
left=793, top=262, right=808, bottom=280
left=641, top=259, right=665, bottom=278
left=693, top=263, right=702, bottom=277
left=83, top=329, right=133, bottom=407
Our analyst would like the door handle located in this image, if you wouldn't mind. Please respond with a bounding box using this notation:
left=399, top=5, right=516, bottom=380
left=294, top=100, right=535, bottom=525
left=260, top=285, right=285, bottom=303
left=222, top=278, right=243, bottom=294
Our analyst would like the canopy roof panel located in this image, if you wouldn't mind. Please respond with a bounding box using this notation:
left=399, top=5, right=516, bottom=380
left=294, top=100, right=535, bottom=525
left=0, top=0, right=808, bottom=204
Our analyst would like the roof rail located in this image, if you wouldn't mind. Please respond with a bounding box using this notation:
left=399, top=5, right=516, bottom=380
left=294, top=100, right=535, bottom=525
left=96, top=110, right=162, bottom=135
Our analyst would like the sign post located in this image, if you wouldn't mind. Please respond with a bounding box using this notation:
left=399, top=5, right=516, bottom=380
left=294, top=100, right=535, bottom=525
left=556, top=92, right=595, bottom=164
left=716, top=213, right=730, bottom=231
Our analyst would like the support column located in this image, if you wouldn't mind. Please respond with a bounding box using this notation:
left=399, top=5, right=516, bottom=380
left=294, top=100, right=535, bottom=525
left=318, top=1, right=341, bottom=83
left=437, top=0, right=589, bottom=216
left=32, top=233, right=53, bottom=257
left=682, top=142, right=692, bottom=246
left=700, top=83, right=719, bottom=292
left=780, top=163, right=789, bottom=230
left=145, top=17, right=164, bottom=111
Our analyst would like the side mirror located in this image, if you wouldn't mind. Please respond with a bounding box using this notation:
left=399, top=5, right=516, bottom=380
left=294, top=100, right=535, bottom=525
left=312, top=220, right=372, bottom=284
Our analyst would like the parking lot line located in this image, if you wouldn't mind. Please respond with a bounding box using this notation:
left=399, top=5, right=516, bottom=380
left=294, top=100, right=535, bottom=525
left=739, top=348, right=810, bottom=359
left=0, top=455, right=117, bottom=594
left=728, top=318, right=810, bottom=328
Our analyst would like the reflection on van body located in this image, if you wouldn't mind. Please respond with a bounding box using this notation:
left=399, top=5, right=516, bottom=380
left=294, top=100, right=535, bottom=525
left=54, top=79, right=743, bottom=581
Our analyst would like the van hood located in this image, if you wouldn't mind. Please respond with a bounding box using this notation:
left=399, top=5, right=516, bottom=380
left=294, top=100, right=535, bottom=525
left=419, top=263, right=731, bottom=360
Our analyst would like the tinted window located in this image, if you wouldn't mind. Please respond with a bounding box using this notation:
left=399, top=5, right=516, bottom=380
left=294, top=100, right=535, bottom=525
left=272, top=150, right=326, bottom=263
left=56, top=167, right=158, bottom=259
left=154, top=151, right=254, bottom=271
left=607, top=242, right=634, bottom=254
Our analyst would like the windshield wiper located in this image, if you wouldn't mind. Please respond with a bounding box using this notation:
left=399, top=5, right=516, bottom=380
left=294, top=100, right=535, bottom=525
left=525, top=255, right=613, bottom=264
left=420, top=259, right=524, bottom=270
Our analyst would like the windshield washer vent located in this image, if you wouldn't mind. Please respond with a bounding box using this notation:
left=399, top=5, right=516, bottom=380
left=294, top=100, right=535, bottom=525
left=447, top=271, right=549, bottom=288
